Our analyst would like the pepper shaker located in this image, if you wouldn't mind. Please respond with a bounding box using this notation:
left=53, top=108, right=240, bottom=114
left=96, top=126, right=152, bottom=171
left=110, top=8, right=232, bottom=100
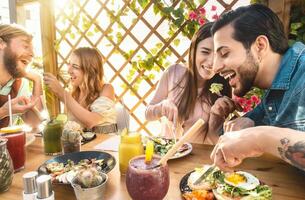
left=23, top=171, right=38, bottom=200
left=35, top=175, right=54, bottom=200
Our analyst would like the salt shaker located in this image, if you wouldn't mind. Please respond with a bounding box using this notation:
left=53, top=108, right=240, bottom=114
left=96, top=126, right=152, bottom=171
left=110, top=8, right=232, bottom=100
left=23, top=171, right=38, bottom=200
left=35, top=175, right=54, bottom=200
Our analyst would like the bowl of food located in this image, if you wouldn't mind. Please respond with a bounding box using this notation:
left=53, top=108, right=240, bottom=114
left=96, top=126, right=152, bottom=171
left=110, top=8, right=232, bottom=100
left=38, top=151, right=115, bottom=184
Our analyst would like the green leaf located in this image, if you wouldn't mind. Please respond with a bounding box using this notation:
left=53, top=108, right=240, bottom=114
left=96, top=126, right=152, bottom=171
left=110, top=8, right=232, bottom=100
left=198, top=0, right=206, bottom=5
left=151, top=47, right=158, bottom=55
left=70, top=32, right=75, bottom=39
left=86, top=31, right=94, bottom=37
left=163, top=7, right=173, bottom=16
left=94, top=26, right=99, bottom=33
left=153, top=4, right=160, bottom=15
left=291, top=22, right=303, bottom=30
left=116, top=32, right=123, bottom=42
left=138, top=0, right=149, bottom=8
left=164, top=49, right=172, bottom=56
left=131, top=61, right=138, bottom=69
left=173, top=38, right=180, bottom=46
left=156, top=42, right=163, bottom=49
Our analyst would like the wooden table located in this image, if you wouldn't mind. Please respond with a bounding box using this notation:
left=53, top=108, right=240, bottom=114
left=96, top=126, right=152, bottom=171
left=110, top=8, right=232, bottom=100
left=1, top=134, right=305, bottom=200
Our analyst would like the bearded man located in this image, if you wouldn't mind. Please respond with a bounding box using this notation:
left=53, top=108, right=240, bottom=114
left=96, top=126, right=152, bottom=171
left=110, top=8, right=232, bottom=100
left=0, top=24, right=43, bottom=128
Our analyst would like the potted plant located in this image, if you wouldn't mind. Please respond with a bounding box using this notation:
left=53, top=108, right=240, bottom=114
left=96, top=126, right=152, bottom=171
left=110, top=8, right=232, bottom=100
left=71, top=166, right=108, bottom=200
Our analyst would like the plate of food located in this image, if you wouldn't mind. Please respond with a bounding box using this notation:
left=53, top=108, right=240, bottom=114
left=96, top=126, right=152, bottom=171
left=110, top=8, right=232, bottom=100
left=145, top=137, right=192, bottom=160
left=180, top=165, right=272, bottom=200
left=38, top=151, right=115, bottom=184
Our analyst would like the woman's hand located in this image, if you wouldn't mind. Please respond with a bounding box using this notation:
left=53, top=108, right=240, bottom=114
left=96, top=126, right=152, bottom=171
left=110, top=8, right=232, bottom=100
left=160, top=99, right=178, bottom=123
left=43, top=73, right=65, bottom=98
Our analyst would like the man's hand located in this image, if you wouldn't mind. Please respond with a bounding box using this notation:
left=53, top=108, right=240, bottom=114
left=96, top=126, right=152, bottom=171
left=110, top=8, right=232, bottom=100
left=210, top=96, right=241, bottom=119
left=43, top=73, right=65, bottom=98
left=210, top=129, right=264, bottom=171
left=224, top=117, right=255, bottom=132
left=2, top=96, right=37, bottom=115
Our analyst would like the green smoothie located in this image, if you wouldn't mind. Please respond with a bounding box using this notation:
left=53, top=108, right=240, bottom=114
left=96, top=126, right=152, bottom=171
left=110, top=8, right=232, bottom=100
left=43, top=120, right=63, bottom=155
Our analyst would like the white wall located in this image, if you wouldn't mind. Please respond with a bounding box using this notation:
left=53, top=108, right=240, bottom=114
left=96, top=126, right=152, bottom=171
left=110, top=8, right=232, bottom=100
left=0, top=0, right=10, bottom=23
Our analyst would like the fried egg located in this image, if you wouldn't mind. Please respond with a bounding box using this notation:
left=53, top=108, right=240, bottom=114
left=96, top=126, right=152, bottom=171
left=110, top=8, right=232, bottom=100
left=224, top=171, right=259, bottom=190
left=187, top=165, right=216, bottom=190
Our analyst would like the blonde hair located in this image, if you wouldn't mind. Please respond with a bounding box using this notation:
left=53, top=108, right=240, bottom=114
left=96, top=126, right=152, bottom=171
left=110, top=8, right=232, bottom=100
left=0, top=24, right=32, bottom=43
left=71, top=47, right=104, bottom=108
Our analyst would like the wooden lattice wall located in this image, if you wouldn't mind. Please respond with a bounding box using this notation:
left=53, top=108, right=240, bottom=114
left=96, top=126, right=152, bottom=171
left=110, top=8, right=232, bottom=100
left=38, top=0, right=255, bottom=135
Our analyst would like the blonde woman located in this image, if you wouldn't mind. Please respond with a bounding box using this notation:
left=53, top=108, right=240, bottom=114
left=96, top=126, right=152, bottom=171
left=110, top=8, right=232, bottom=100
left=44, top=47, right=117, bottom=133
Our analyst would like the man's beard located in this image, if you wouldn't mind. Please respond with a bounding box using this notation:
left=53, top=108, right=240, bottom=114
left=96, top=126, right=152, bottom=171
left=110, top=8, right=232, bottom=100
left=3, top=47, right=23, bottom=78
left=234, top=51, right=259, bottom=97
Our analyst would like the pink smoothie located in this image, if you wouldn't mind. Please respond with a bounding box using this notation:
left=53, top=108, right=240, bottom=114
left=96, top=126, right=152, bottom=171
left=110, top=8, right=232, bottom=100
left=126, top=155, right=169, bottom=200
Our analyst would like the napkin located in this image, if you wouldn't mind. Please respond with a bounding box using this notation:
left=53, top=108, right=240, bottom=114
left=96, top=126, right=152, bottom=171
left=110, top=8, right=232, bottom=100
left=94, top=135, right=120, bottom=152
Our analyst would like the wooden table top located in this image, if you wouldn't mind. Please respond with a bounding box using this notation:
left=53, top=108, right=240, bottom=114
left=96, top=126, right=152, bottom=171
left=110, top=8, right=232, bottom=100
left=1, top=134, right=305, bottom=200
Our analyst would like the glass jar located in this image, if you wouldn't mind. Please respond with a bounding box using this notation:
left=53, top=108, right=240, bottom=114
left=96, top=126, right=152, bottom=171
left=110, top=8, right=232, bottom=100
left=61, top=136, right=81, bottom=154
left=43, top=120, right=63, bottom=155
left=0, top=137, right=14, bottom=193
left=119, top=132, right=144, bottom=174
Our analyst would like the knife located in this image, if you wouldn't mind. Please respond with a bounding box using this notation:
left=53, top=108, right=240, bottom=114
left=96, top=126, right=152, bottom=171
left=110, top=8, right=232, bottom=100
left=193, top=165, right=216, bottom=185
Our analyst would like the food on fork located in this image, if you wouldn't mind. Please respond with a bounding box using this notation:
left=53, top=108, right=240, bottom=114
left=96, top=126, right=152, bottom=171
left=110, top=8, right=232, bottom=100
left=209, top=83, right=224, bottom=96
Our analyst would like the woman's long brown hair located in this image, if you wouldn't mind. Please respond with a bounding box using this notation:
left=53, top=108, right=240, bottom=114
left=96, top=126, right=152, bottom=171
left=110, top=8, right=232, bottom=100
left=176, top=22, right=231, bottom=122
left=71, top=47, right=104, bottom=108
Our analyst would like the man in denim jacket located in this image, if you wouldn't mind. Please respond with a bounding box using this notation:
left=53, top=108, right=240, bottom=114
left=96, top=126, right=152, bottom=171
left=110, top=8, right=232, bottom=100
left=209, top=4, right=305, bottom=172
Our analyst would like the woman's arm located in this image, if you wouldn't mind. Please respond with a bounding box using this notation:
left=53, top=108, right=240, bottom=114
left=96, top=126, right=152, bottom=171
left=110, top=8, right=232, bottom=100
left=145, top=67, right=170, bottom=121
left=66, top=84, right=115, bottom=128
left=44, top=73, right=113, bottom=128
left=63, top=91, right=110, bottom=128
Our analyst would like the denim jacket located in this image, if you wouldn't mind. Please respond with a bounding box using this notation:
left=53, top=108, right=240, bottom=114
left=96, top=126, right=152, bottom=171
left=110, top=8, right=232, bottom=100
left=246, top=42, right=305, bottom=131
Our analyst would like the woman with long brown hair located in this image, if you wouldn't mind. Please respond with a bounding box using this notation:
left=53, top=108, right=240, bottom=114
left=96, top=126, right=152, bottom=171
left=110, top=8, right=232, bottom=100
left=146, top=22, right=237, bottom=144
left=44, top=47, right=117, bottom=132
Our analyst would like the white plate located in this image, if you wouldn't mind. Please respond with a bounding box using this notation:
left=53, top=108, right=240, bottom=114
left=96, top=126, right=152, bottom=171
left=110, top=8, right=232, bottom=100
left=169, top=142, right=192, bottom=160
left=25, top=134, right=36, bottom=147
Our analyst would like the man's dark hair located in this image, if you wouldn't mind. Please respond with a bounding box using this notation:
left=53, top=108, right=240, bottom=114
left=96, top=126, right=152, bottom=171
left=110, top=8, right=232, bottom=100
left=211, top=4, right=288, bottom=54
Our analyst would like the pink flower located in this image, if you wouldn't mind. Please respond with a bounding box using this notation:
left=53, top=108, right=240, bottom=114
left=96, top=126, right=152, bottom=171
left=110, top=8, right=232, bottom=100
left=251, top=95, right=261, bottom=104
left=198, top=18, right=205, bottom=25
left=212, top=14, right=219, bottom=20
left=211, top=5, right=217, bottom=11
left=237, top=97, right=246, bottom=105
left=246, top=99, right=253, bottom=106
left=243, top=105, right=253, bottom=113
left=189, top=11, right=198, bottom=21
left=198, top=7, right=206, bottom=15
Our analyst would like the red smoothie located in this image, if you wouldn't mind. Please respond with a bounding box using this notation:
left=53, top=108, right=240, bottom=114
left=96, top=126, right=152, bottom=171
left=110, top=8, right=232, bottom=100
left=3, top=131, right=25, bottom=171
left=126, top=155, right=169, bottom=200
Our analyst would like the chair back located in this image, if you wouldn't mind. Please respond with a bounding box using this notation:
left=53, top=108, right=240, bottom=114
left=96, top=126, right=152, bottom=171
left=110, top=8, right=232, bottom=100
left=115, top=103, right=130, bottom=132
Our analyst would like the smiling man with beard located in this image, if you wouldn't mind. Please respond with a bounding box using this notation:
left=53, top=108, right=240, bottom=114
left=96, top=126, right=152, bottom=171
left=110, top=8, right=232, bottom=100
left=0, top=24, right=43, bottom=128
left=209, top=4, right=305, bottom=174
